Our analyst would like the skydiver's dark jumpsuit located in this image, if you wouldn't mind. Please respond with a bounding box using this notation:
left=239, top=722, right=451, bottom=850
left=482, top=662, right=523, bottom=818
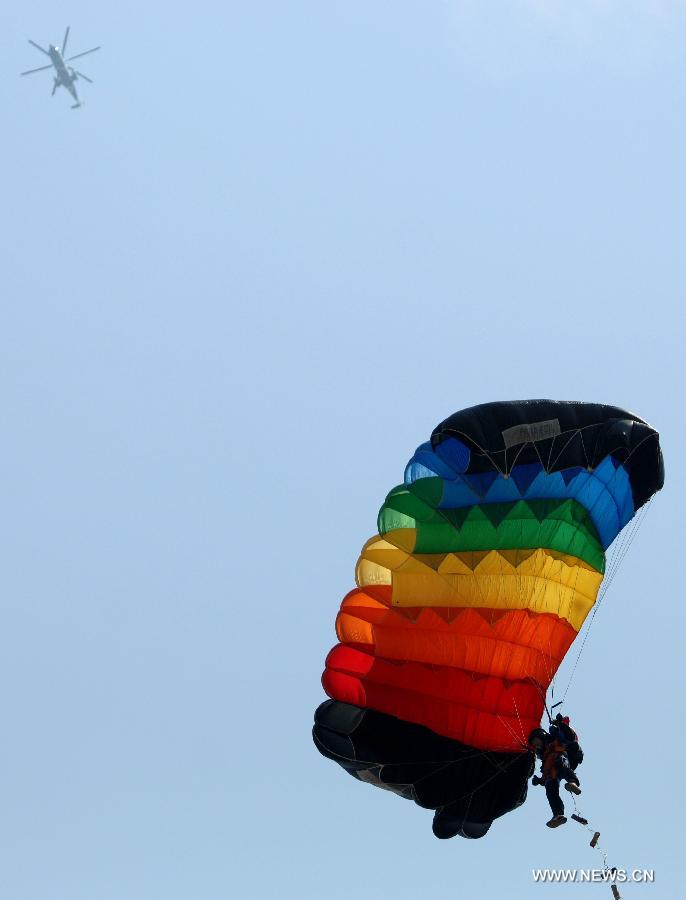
left=549, top=718, right=583, bottom=769
left=541, top=739, right=580, bottom=817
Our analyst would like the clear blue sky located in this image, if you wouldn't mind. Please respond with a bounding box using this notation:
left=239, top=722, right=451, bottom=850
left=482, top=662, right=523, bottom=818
left=2, top=3, right=684, bottom=898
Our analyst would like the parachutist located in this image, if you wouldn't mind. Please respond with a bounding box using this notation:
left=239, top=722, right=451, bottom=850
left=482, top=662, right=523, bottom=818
left=529, top=724, right=582, bottom=827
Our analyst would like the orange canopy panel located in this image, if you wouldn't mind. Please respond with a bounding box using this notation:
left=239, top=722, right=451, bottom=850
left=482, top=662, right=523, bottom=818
left=334, top=586, right=577, bottom=685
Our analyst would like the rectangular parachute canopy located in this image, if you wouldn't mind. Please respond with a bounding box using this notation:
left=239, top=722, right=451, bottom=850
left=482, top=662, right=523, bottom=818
left=314, top=398, right=664, bottom=840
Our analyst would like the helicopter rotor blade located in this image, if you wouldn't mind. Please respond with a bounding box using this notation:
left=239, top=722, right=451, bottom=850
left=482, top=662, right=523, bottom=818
left=62, top=26, right=70, bottom=56
left=28, top=39, right=50, bottom=56
left=20, top=63, right=53, bottom=76
left=74, top=71, right=93, bottom=84
left=66, top=46, right=100, bottom=62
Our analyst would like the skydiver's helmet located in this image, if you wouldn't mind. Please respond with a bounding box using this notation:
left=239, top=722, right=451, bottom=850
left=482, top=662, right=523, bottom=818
left=527, top=728, right=550, bottom=756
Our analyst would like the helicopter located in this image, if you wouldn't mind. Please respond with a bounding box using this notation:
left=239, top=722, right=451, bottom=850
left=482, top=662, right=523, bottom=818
left=20, top=27, right=100, bottom=109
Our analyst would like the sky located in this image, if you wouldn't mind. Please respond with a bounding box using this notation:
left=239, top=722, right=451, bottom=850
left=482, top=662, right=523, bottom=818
left=1, top=2, right=685, bottom=898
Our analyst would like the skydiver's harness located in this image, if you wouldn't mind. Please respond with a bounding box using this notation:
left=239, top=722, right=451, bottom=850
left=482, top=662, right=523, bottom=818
left=531, top=710, right=584, bottom=782
left=537, top=738, right=574, bottom=782
left=548, top=716, right=583, bottom=772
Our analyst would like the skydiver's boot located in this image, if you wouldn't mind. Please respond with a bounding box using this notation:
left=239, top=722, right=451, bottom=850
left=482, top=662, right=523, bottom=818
left=546, top=815, right=567, bottom=828
left=565, top=782, right=582, bottom=795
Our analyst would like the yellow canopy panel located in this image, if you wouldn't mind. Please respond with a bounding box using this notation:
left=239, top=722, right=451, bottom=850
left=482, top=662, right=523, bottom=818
left=355, top=538, right=602, bottom=631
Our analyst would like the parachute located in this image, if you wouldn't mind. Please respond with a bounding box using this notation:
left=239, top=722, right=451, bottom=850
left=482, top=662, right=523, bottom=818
left=313, top=400, right=664, bottom=838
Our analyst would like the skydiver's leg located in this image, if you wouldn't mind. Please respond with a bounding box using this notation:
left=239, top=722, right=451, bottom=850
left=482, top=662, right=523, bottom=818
left=558, top=761, right=579, bottom=784
left=559, top=761, right=582, bottom=794
left=545, top=778, right=565, bottom=817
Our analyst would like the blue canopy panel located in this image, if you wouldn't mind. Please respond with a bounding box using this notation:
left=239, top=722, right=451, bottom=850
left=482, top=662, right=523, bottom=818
left=404, top=441, right=634, bottom=549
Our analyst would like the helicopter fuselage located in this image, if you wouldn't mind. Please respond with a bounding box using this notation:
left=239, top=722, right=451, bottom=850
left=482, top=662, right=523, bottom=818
left=48, top=46, right=79, bottom=103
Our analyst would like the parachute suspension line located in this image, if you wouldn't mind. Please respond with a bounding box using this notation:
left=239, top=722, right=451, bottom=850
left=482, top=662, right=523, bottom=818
left=486, top=449, right=648, bottom=726
left=458, top=784, right=478, bottom=834
left=508, top=433, right=537, bottom=474
left=516, top=452, right=601, bottom=716
left=606, top=498, right=652, bottom=593
left=529, top=434, right=548, bottom=475
left=510, top=694, right=529, bottom=746
left=409, top=428, right=642, bottom=695
left=535, top=446, right=624, bottom=710
left=543, top=629, right=556, bottom=706
left=546, top=635, right=557, bottom=706
left=448, top=430, right=505, bottom=477
left=316, top=729, right=486, bottom=776
left=600, top=496, right=642, bottom=592
left=578, top=426, right=590, bottom=470
left=547, top=536, right=586, bottom=705
left=597, top=429, right=660, bottom=587
left=544, top=428, right=558, bottom=472
left=408, top=751, right=489, bottom=790
left=560, top=599, right=603, bottom=704
left=541, top=632, right=558, bottom=712
left=432, top=748, right=530, bottom=832
left=547, top=425, right=592, bottom=472
left=561, top=498, right=653, bottom=703
left=596, top=497, right=651, bottom=608
left=496, top=711, right=528, bottom=752
left=439, top=750, right=530, bottom=808
left=525, top=672, right=549, bottom=711
left=560, top=468, right=653, bottom=707
left=524, top=670, right=559, bottom=730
